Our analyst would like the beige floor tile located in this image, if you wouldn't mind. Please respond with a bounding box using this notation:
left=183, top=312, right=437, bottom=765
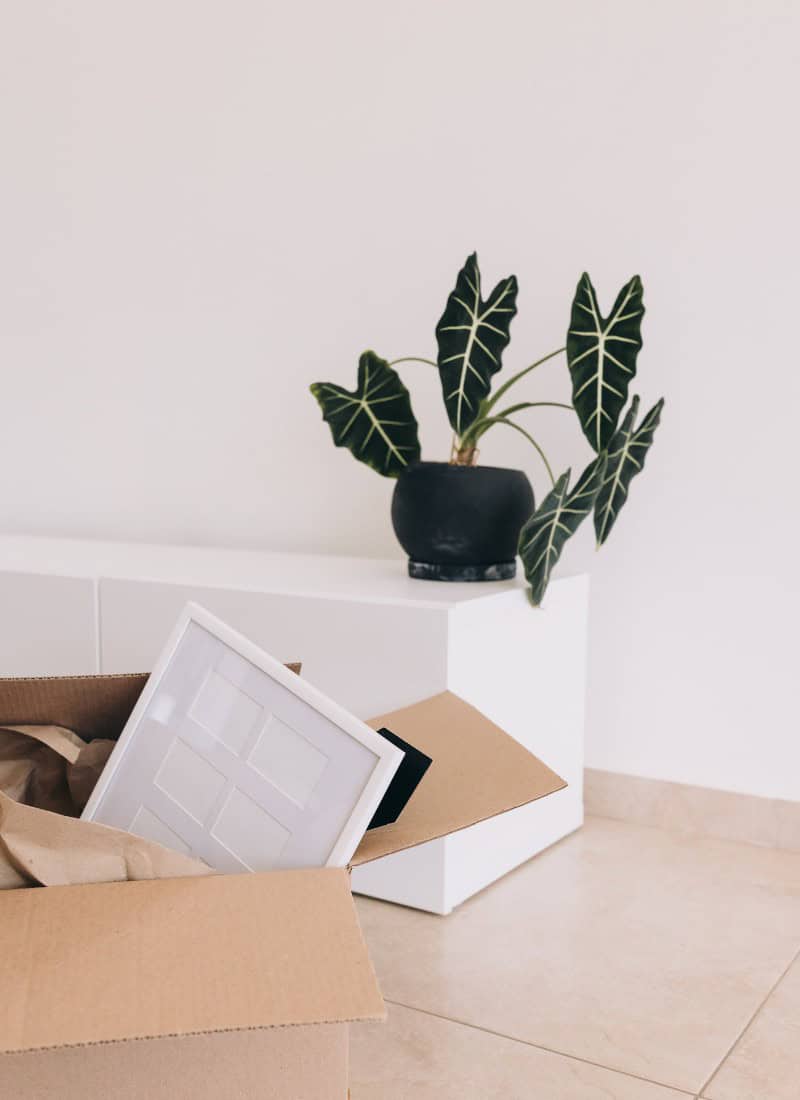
left=356, top=818, right=800, bottom=1094
left=704, top=951, right=800, bottom=1099
left=351, top=1003, right=690, bottom=1100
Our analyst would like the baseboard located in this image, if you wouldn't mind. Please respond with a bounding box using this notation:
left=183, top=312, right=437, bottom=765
left=584, top=768, right=800, bottom=852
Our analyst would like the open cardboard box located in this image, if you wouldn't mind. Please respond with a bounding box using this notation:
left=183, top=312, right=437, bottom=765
left=0, top=674, right=565, bottom=1100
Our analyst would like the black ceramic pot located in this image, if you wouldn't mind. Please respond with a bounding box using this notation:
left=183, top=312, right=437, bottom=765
left=391, top=461, right=535, bottom=581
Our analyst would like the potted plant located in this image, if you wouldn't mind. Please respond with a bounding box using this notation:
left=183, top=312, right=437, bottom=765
left=311, top=254, right=664, bottom=606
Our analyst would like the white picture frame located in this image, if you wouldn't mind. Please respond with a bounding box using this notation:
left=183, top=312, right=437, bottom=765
left=82, top=602, right=403, bottom=870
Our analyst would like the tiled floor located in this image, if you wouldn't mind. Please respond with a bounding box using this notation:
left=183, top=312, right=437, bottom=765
left=351, top=817, right=800, bottom=1098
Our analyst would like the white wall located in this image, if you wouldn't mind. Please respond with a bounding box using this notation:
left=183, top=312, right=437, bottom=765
left=2, top=2, right=798, bottom=800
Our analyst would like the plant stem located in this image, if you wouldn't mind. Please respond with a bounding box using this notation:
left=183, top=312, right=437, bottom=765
left=389, top=356, right=437, bottom=368
left=459, top=402, right=572, bottom=451
left=487, top=400, right=573, bottom=421
left=492, top=419, right=556, bottom=485
left=451, top=436, right=478, bottom=466
left=461, top=415, right=556, bottom=485
left=483, top=346, right=566, bottom=413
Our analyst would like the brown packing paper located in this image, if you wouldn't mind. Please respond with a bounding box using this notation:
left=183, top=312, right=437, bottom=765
left=0, top=722, right=113, bottom=815
left=0, top=793, right=211, bottom=890
left=0, top=710, right=210, bottom=891
left=0, top=664, right=302, bottom=892
left=68, top=737, right=119, bottom=809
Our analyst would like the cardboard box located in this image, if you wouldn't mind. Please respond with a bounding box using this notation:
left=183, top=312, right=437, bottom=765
left=354, top=690, right=567, bottom=866
left=0, top=674, right=565, bottom=1099
left=1, top=870, right=381, bottom=1099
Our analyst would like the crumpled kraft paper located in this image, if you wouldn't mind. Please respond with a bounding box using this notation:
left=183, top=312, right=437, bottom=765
left=0, top=723, right=210, bottom=890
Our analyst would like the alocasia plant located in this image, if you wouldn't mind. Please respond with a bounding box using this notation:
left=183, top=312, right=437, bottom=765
left=309, top=351, right=420, bottom=477
left=311, top=254, right=664, bottom=605
left=566, top=273, right=644, bottom=453
left=435, top=253, right=518, bottom=438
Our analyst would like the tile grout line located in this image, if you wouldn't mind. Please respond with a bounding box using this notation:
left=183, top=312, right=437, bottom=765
left=384, top=997, right=696, bottom=1096
left=697, top=943, right=800, bottom=1098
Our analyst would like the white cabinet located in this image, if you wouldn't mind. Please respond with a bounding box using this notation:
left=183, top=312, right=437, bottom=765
left=99, top=579, right=450, bottom=719
left=0, top=569, right=96, bottom=676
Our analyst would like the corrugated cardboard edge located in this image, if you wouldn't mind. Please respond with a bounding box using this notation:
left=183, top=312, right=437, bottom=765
left=1, top=1019, right=370, bottom=1057
left=352, top=691, right=567, bottom=866
left=0, top=868, right=384, bottom=1054
left=0, top=674, right=149, bottom=742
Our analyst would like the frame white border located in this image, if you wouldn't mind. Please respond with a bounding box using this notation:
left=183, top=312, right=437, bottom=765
left=82, top=601, right=404, bottom=868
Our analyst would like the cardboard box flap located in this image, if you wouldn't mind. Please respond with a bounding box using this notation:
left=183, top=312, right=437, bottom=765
left=0, top=674, right=149, bottom=741
left=0, top=868, right=384, bottom=1054
left=352, top=692, right=566, bottom=866
left=0, top=670, right=300, bottom=743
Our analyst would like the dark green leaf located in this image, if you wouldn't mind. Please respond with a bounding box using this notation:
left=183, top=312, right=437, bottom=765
left=436, top=253, right=518, bottom=437
left=310, top=351, right=421, bottom=478
left=519, top=456, right=606, bottom=607
left=567, top=273, right=645, bottom=453
left=594, top=395, right=664, bottom=545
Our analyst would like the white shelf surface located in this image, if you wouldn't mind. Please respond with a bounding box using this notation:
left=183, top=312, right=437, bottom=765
left=0, top=534, right=531, bottom=609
